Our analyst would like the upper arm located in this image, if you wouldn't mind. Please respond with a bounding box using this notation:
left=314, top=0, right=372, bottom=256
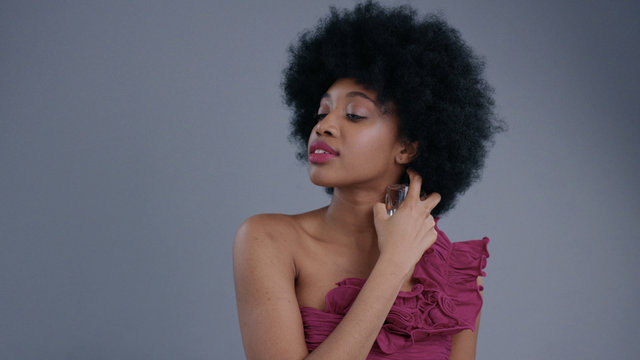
left=233, top=215, right=309, bottom=360
left=449, top=276, right=483, bottom=360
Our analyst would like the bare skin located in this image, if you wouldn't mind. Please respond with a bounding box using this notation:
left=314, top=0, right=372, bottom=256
left=233, top=78, right=482, bottom=359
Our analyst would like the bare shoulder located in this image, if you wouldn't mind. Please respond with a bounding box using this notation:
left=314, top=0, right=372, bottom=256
left=234, top=213, right=301, bottom=255
left=233, top=213, right=314, bottom=359
left=237, top=213, right=299, bottom=236
left=233, top=212, right=313, bottom=282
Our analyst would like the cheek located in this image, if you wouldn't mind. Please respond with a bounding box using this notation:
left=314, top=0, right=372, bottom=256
left=350, top=124, right=398, bottom=156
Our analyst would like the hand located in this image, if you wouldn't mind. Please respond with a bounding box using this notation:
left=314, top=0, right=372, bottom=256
left=373, top=169, right=441, bottom=277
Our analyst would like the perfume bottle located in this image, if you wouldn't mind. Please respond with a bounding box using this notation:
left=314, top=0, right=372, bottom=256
left=385, top=184, right=409, bottom=216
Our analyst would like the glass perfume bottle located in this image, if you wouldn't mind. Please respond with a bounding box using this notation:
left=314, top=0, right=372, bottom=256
left=385, top=184, right=409, bottom=216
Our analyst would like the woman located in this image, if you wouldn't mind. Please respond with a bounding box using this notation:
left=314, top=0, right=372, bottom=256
left=233, top=2, right=501, bottom=359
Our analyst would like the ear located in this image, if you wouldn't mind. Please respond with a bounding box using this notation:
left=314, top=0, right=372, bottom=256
left=395, top=140, right=418, bottom=164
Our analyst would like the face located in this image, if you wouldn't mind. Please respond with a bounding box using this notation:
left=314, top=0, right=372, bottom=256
left=307, top=78, right=410, bottom=193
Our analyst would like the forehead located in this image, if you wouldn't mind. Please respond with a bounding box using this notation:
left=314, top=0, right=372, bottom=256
left=323, top=78, right=378, bottom=100
left=321, top=78, right=397, bottom=116
left=321, top=78, right=385, bottom=110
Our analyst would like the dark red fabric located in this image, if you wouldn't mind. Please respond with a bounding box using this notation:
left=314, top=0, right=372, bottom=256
left=299, top=220, right=489, bottom=359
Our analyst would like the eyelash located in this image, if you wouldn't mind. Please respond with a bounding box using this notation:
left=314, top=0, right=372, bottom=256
left=314, top=113, right=366, bottom=122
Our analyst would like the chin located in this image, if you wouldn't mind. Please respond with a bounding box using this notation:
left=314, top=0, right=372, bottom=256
left=308, top=174, right=332, bottom=188
left=308, top=169, right=340, bottom=188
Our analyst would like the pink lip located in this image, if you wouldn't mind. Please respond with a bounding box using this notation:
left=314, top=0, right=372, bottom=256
left=309, top=141, right=338, bottom=164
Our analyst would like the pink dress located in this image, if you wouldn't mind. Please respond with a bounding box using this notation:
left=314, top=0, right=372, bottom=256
left=299, top=219, right=489, bottom=359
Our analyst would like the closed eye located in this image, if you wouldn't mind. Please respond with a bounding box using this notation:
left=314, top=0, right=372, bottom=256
left=315, top=113, right=366, bottom=122
left=347, top=113, right=366, bottom=121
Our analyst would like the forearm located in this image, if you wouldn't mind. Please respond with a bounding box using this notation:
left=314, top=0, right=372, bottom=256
left=304, top=178, right=439, bottom=359
left=305, top=256, right=407, bottom=360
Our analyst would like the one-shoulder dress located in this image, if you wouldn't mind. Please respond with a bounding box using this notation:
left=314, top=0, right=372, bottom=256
left=299, top=219, right=489, bottom=359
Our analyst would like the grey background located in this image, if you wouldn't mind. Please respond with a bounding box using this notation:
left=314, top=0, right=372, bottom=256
left=2, top=0, right=639, bottom=359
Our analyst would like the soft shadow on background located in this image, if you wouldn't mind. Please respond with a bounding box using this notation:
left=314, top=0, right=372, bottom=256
left=2, top=1, right=639, bottom=359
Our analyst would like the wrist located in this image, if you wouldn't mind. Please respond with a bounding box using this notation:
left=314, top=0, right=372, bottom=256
left=375, top=252, right=414, bottom=282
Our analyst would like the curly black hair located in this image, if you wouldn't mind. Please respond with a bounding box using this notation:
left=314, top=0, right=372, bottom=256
left=282, top=0, right=503, bottom=216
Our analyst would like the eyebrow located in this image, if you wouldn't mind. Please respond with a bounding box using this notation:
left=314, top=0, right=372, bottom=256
left=321, top=91, right=382, bottom=107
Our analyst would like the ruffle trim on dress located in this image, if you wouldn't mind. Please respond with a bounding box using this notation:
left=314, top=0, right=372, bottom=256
left=300, top=220, right=489, bottom=355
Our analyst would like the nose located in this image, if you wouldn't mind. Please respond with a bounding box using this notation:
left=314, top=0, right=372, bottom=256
left=314, top=111, right=339, bottom=137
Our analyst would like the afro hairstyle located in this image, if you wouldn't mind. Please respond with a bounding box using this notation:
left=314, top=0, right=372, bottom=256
left=282, top=0, right=503, bottom=216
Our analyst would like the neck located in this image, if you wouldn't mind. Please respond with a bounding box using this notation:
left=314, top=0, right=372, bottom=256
left=319, top=186, right=386, bottom=250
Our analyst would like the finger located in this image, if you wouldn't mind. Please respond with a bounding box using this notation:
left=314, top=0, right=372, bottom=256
left=406, top=169, right=423, bottom=201
left=425, top=214, right=435, bottom=228
left=422, top=193, right=441, bottom=214
left=373, top=202, right=390, bottom=222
